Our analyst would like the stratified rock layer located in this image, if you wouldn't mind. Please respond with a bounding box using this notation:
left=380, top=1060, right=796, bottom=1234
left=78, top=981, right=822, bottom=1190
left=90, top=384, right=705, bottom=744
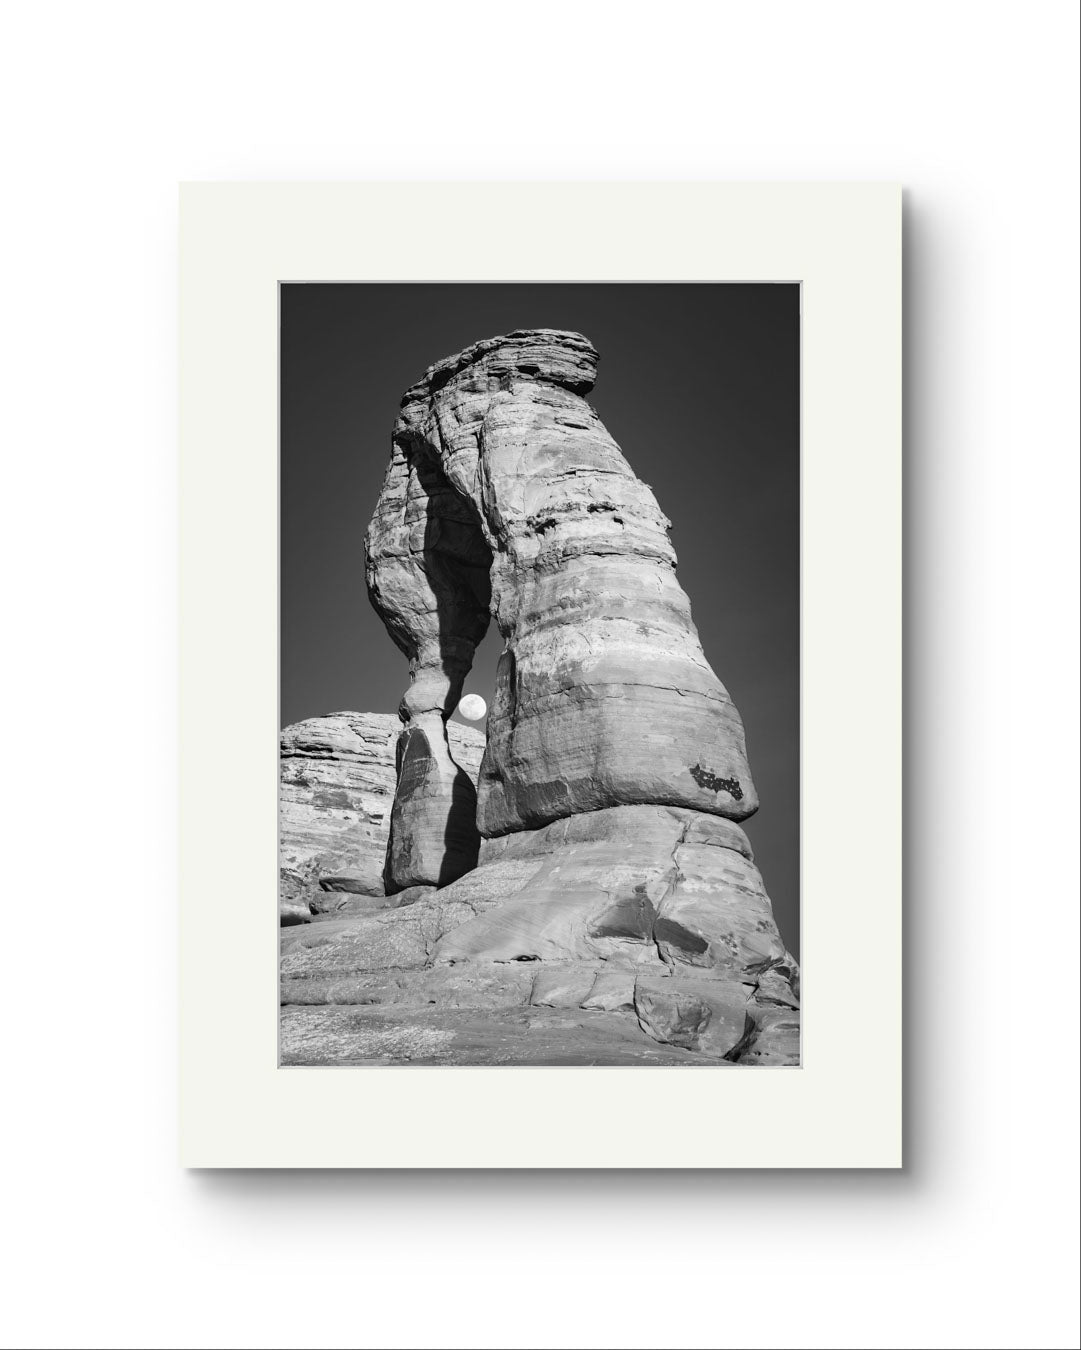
left=279, top=806, right=798, bottom=1064
left=279, top=712, right=484, bottom=921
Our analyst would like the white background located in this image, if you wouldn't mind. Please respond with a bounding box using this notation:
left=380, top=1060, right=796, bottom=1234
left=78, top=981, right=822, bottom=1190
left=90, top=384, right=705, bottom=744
left=2, top=2, right=1077, bottom=1348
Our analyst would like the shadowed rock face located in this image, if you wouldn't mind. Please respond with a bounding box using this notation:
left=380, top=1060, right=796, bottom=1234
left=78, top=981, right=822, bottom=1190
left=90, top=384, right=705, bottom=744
left=366, top=329, right=758, bottom=892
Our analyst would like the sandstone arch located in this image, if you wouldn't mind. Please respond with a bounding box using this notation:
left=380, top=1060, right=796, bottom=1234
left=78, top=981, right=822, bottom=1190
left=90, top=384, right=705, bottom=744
left=365, top=329, right=758, bottom=893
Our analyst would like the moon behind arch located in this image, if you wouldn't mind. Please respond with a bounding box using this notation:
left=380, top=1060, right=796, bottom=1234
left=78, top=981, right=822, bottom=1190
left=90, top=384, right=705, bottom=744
left=457, top=693, right=487, bottom=722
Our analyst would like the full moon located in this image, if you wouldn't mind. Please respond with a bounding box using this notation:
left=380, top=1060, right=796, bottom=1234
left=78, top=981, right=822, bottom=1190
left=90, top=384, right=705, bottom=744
left=457, top=693, right=487, bottom=722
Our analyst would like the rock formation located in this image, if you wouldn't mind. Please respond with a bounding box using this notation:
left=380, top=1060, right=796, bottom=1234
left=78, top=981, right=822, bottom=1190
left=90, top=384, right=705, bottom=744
left=279, top=712, right=484, bottom=923
left=279, top=330, right=799, bottom=1066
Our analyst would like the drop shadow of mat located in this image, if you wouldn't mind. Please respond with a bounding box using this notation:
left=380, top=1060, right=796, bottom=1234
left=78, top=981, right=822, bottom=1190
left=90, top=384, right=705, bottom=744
left=195, top=200, right=931, bottom=1196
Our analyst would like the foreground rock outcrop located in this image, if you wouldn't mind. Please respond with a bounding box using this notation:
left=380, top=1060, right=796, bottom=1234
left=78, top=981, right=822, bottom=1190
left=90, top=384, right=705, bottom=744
left=280, top=800, right=799, bottom=1064
left=281, top=330, right=799, bottom=1065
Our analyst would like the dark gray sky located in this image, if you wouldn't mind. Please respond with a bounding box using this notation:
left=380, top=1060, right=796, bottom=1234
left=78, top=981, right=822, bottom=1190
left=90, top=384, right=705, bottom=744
left=281, top=284, right=800, bottom=955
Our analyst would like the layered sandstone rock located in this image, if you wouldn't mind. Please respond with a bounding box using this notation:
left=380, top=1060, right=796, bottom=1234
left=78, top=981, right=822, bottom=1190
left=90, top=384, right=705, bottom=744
left=281, top=330, right=798, bottom=1066
left=279, top=712, right=484, bottom=922
left=279, top=817, right=798, bottom=1063
left=366, top=330, right=757, bottom=891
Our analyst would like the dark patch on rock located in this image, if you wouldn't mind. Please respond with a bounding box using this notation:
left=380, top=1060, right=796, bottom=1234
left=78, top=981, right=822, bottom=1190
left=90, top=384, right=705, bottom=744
left=689, top=763, right=743, bottom=801
left=654, top=917, right=709, bottom=956
left=588, top=884, right=657, bottom=940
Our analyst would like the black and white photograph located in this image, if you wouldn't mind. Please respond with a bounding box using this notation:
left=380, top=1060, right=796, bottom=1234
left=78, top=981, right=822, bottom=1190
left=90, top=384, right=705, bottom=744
left=279, top=283, right=800, bottom=1066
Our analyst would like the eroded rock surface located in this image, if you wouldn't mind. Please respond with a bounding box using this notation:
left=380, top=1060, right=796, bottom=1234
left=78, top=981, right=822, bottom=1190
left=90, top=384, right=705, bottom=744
left=279, top=712, right=484, bottom=922
left=281, top=330, right=799, bottom=1066
left=365, top=329, right=758, bottom=890
left=279, top=841, right=797, bottom=1063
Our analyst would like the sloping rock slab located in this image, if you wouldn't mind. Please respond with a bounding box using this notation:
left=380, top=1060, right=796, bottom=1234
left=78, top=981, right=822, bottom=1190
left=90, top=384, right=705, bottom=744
left=280, top=1005, right=738, bottom=1067
left=281, top=962, right=535, bottom=1010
